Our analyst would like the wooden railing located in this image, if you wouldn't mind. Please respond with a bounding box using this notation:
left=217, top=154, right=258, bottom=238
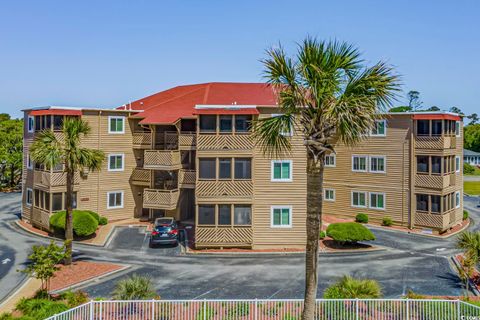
left=197, top=134, right=253, bottom=151
left=131, top=168, right=151, bottom=186
left=179, top=132, right=196, bottom=149
left=33, top=170, right=80, bottom=188
left=132, top=132, right=152, bottom=148
left=196, top=180, right=253, bottom=198
left=155, top=131, right=196, bottom=150
left=31, top=207, right=51, bottom=230
left=144, top=150, right=181, bottom=169
left=179, top=169, right=196, bottom=188
left=143, top=189, right=179, bottom=210
left=415, top=173, right=455, bottom=189
left=195, top=226, right=253, bottom=247
left=415, top=210, right=451, bottom=231
left=415, top=135, right=456, bottom=150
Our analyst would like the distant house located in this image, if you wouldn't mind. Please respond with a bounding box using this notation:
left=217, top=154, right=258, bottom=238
left=464, top=149, right=480, bottom=166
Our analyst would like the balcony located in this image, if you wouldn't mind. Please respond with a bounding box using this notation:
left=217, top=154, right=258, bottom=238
left=132, top=132, right=152, bottom=149
left=196, top=180, right=253, bottom=199
left=197, top=134, right=253, bottom=151
left=31, top=207, right=51, bottom=230
left=179, top=169, right=196, bottom=188
left=415, top=135, right=456, bottom=150
left=143, top=189, right=179, bottom=210
left=195, top=226, right=253, bottom=247
left=131, top=168, right=151, bottom=186
left=415, top=173, right=456, bottom=189
left=33, top=170, right=80, bottom=189
left=155, top=131, right=196, bottom=150
left=414, top=210, right=451, bottom=231
left=143, top=150, right=181, bottom=170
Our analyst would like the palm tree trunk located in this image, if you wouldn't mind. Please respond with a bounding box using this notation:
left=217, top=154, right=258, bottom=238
left=302, top=156, right=325, bottom=320
left=64, top=168, right=74, bottom=265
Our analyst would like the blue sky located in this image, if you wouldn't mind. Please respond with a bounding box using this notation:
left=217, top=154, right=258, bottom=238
left=1, top=0, right=479, bottom=118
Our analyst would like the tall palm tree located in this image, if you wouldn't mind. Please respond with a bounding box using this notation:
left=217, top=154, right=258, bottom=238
left=253, top=38, right=399, bottom=320
left=30, top=117, right=104, bottom=265
left=457, top=231, right=480, bottom=295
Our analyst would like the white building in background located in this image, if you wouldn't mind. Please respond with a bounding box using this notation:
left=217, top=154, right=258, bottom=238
left=464, top=149, right=480, bottom=166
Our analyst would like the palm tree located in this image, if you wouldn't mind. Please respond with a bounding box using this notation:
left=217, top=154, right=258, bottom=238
left=323, top=275, right=382, bottom=299
left=30, top=117, right=104, bottom=265
left=113, top=274, right=157, bottom=300
left=457, top=231, right=480, bottom=295
left=253, top=38, right=399, bottom=320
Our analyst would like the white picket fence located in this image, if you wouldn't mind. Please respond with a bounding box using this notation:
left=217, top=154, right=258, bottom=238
left=46, top=299, right=480, bottom=320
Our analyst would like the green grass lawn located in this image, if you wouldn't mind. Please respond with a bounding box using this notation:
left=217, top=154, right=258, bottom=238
left=464, top=181, right=480, bottom=195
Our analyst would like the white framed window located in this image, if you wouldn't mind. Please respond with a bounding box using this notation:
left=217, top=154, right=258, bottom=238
left=352, top=156, right=368, bottom=172
left=455, top=121, right=460, bottom=137
left=455, top=191, right=461, bottom=208
left=324, top=189, right=335, bottom=201
left=271, top=206, right=292, bottom=228
left=108, top=116, right=125, bottom=134
left=371, top=120, right=387, bottom=136
left=271, top=114, right=293, bottom=136
left=108, top=154, right=124, bottom=171
left=352, top=191, right=367, bottom=208
left=107, top=191, right=124, bottom=209
left=27, top=116, right=34, bottom=133
left=455, top=156, right=461, bottom=173
left=27, top=154, right=33, bottom=170
left=369, top=192, right=386, bottom=210
left=370, top=156, right=386, bottom=173
left=26, top=188, right=33, bottom=206
left=271, top=160, right=292, bottom=182
left=325, top=154, right=336, bottom=167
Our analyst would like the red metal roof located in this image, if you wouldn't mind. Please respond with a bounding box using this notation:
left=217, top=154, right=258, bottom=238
left=123, top=83, right=277, bottom=124
left=30, top=109, right=82, bottom=116
left=193, top=108, right=259, bottom=115
left=412, top=114, right=461, bottom=121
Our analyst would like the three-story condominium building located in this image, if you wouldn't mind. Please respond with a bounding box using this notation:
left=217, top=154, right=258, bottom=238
left=21, top=82, right=464, bottom=249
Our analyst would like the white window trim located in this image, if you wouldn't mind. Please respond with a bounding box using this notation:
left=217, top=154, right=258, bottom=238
left=456, top=121, right=461, bottom=137
left=455, top=156, right=461, bottom=173
left=455, top=191, right=461, bottom=208
left=107, top=191, right=124, bottom=209
left=27, top=154, right=33, bottom=170
left=369, top=192, right=386, bottom=210
left=28, top=116, right=34, bottom=133
left=352, top=155, right=368, bottom=172
left=107, top=153, right=125, bottom=171
left=370, top=119, right=387, bottom=137
left=108, top=116, right=125, bottom=134
left=270, top=205, right=293, bottom=228
left=325, top=154, right=336, bottom=167
left=324, top=188, right=335, bottom=202
left=271, top=160, right=293, bottom=182
left=369, top=155, right=386, bottom=173
left=26, top=188, right=33, bottom=206
left=351, top=190, right=367, bottom=208
left=271, top=114, right=293, bottom=137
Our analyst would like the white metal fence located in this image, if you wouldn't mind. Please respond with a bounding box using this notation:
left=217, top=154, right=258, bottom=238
left=46, top=299, right=480, bottom=320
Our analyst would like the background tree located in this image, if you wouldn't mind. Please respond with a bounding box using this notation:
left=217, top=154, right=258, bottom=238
left=450, top=106, right=463, bottom=114
left=464, top=124, right=480, bottom=152
left=389, top=106, right=411, bottom=112
left=0, top=115, right=23, bottom=190
left=467, top=113, right=478, bottom=125
left=407, top=90, right=422, bottom=111
left=253, top=38, right=399, bottom=320
left=426, top=106, right=440, bottom=111
left=30, top=118, right=104, bottom=265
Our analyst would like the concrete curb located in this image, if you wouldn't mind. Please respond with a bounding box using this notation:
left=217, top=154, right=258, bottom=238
left=450, top=256, right=480, bottom=296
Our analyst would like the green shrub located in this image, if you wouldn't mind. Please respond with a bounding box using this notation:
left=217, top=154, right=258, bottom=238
left=323, top=275, right=382, bottom=299
left=86, top=210, right=100, bottom=222
left=464, top=162, right=475, bottom=175
left=319, top=231, right=326, bottom=239
left=112, top=274, right=157, bottom=300
left=382, top=217, right=393, bottom=226
left=463, top=210, right=469, bottom=221
left=49, top=210, right=99, bottom=237
left=99, top=216, right=108, bottom=225
left=355, top=213, right=368, bottom=223
left=59, top=290, right=89, bottom=307
left=15, top=298, right=69, bottom=320
left=326, top=222, right=375, bottom=243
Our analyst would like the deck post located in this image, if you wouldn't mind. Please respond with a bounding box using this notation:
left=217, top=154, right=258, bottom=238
left=406, top=299, right=409, bottom=319
left=203, top=299, right=207, bottom=319
left=151, top=299, right=155, bottom=319
left=254, top=299, right=258, bottom=320
left=89, top=300, right=94, bottom=320
left=355, top=298, right=359, bottom=320
left=457, top=299, right=460, bottom=319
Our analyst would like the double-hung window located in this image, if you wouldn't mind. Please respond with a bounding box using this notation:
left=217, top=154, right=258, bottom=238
left=352, top=191, right=367, bottom=208
left=455, top=191, right=461, bottom=208
left=455, top=156, right=461, bottom=173
left=370, top=156, right=386, bottom=173
left=27, top=116, right=34, bottom=133
left=26, top=188, right=33, bottom=206
left=271, top=206, right=292, bottom=228
left=371, top=120, right=386, bottom=136
left=352, top=156, right=367, bottom=172
left=234, top=205, right=251, bottom=225
left=108, top=154, right=124, bottom=171
left=108, top=116, right=125, bottom=134
left=107, top=191, right=123, bottom=209
left=324, top=189, right=335, bottom=201
left=369, top=192, right=385, bottom=210
left=271, top=160, right=292, bottom=181
left=325, top=154, right=336, bottom=167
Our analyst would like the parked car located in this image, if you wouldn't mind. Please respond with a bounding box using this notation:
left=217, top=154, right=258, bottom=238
left=149, top=217, right=179, bottom=247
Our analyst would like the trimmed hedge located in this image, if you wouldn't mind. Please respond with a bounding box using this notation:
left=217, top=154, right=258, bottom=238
left=99, top=216, right=108, bottom=225
left=382, top=217, right=393, bottom=227
left=355, top=213, right=369, bottom=224
left=326, top=222, right=375, bottom=243
left=463, top=210, right=469, bottom=221
left=49, top=210, right=99, bottom=237
left=319, top=231, right=326, bottom=239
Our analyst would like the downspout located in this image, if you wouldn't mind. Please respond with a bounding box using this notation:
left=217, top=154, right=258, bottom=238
left=409, top=120, right=415, bottom=229
left=97, top=111, right=101, bottom=214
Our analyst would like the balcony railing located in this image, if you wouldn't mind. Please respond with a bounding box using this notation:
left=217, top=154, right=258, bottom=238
left=197, top=134, right=253, bottom=151
left=154, top=131, right=196, bottom=150
left=31, top=207, right=51, bottom=230
left=415, top=173, right=455, bottom=189
left=415, top=135, right=456, bottom=150
left=130, top=168, right=151, bottom=186
left=132, top=132, right=152, bottom=148
left=196, top=180, right=253, bottom=199
left=143, top=150, right=181, bottom=170
left=179, top=169, right=196, bottom=188
left=143, top=189, right=179, bottom=210
left=195, top=226, right=253, bottom=247
left=33, top=170, right=80, bottom=188
left=415, top=210, right=453, bottom=231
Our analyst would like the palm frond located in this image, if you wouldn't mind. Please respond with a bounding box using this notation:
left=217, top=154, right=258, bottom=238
left=251, top=114, right=293, bottom=157
left=75, top=148, right=105, bottom=172
left=30, top=129, right=63, bottom=169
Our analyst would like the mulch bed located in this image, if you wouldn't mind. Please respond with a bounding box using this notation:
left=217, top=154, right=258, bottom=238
left=49, top=261, right=124, bottom=292
left=455, top=254, right=480, bottom=291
